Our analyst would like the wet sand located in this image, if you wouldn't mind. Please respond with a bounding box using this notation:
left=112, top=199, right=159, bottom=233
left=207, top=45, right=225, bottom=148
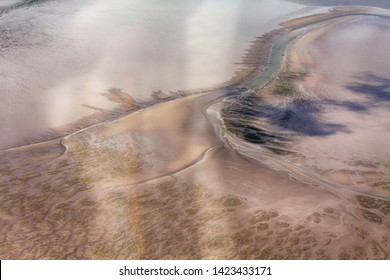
left=0, top=0, right=309, bottom=150
left=0, top=8, right=389, bottom=259
left=287, top=15, right=390, bottom=183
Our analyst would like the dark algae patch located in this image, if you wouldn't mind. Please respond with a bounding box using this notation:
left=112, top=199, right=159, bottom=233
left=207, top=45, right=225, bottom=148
left=221, top=71, right=305, bottom=155
left=273, top=78, right=300, bottom=97
left=361, top=209, right=383, bottom=224
left=356, top=195, right=390, bottom=215
left=356, top=195, right=389, bottom=224
left=221, top=93, right=293, bottom=154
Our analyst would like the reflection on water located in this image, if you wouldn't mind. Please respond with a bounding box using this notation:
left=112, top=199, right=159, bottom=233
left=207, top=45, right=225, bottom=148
left=299, top=16, right=390, bottom=171
left=0, top=0, right=308, bottom=149
left=0, top=6, right=389, bottom=259
left=231, top=15, right=390, bottom=200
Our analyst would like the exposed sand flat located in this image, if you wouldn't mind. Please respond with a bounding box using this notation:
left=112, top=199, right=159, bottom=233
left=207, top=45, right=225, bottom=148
left=286, top=15, right=390, bottom=191
left=0, top=0, right=308, bottom=150
left=1, top=91, right=388, bottom=259
left=61, top=92, right=220, bottom=186
left=0, top=8, right=389, bottom=260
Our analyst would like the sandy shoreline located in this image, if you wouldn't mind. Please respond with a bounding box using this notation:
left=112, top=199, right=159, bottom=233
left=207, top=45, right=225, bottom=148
left=0, top=8, right=389, bottom=259
left=1, top=0, right=316, bottom=150
left=287, top=14, right=390, bottom=190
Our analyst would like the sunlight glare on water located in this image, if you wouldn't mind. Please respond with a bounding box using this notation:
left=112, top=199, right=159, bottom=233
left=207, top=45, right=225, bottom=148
left=0, top=0, right=308, bottom=149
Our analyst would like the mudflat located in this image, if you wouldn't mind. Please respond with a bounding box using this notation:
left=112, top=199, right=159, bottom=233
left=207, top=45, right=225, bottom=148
left=0, top=6, right=389, bottom=259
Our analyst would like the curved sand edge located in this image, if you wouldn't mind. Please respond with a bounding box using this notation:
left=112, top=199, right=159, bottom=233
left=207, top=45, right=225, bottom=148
left=0, top=8, right=389, bottom=259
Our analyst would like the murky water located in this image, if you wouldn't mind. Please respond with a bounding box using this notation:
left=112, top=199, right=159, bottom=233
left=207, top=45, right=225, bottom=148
left=0, top=0, right=314, bottom=150
left=216, top=13, right=390, bottom=201
left=0, top=5, right=389, bottom=259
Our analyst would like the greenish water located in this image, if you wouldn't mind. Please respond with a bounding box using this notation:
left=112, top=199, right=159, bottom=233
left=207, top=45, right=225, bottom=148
left=242, top=12, right=385, bottom=90
left=0, top=0, right=306, bottom=150
left=243, top=29, right=302, bottom=89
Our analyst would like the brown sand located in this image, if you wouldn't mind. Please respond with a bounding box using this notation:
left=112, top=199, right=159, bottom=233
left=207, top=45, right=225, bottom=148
left=0, top=10, right=389, bottom=260
left=286, top=16, right=390, bottom=191
left=2, top=91, right=388, bottom=259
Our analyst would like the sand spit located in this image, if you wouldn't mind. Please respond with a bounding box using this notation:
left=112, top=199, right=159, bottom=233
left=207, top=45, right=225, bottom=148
left=225, top=29, right=288, bottom=88
left=223, top=7, right=388, bottom=90
left=285, top=14, right=390, bottom=213
left=0, top=8, right=389, bottom=259
left=0, top=0, right=310, bottom=150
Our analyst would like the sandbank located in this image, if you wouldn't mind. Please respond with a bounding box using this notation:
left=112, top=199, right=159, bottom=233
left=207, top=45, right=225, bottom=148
left=0, top=8, right=389, bottom=259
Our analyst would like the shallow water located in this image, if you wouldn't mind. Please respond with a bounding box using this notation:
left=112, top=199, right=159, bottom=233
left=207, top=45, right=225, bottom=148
left=0, top=0, right=314, bottom=150
left=217, top=14, right=390, bottom=201
left=0, top=7, right=389, bottom=260
left=295, top=16, right=390, bottom=191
